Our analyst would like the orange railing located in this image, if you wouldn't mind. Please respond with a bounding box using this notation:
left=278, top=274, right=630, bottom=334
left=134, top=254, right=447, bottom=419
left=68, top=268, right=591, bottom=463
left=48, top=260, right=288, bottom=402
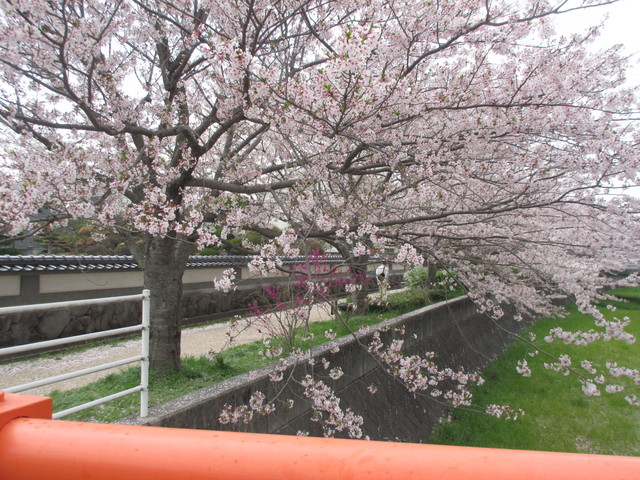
left=1, top=390, right=639, bottom=480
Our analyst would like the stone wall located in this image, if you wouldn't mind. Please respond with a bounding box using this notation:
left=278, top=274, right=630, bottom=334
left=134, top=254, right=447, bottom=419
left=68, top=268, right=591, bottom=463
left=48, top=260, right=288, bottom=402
left=0, top=300, right=142, bottom=350
left=120, top=296, right=530, bottom=442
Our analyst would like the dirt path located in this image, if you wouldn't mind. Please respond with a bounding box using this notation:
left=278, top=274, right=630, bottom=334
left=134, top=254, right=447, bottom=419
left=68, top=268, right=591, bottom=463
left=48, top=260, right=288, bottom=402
left=0, top=303, right=336, bottom=396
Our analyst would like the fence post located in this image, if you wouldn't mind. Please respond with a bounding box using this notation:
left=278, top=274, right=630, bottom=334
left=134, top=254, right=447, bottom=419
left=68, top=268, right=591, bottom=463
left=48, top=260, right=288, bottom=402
left=140, top=289, right=150, bottom=418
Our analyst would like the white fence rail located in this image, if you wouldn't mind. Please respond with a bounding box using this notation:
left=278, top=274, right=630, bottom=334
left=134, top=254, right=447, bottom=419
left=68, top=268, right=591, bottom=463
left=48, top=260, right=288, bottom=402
left=0, top=290, right=150, bottom=419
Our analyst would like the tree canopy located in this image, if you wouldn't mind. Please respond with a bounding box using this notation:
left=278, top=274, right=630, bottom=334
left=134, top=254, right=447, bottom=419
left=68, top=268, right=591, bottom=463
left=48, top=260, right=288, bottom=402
left=0, top=0, right=639, bottom=370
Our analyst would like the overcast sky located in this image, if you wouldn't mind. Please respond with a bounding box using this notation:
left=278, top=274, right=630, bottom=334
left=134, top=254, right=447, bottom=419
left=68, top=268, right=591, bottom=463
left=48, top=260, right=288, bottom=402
left=553, top=1, right=640, bottom=198
left=554, top=0, right=640, bottom=87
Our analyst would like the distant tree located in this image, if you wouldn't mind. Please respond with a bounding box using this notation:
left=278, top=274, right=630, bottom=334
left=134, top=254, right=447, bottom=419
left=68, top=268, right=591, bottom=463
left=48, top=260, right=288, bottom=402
left=0, top=245, right=20, bottom=255
left=36, top=219, right=131, bottom=255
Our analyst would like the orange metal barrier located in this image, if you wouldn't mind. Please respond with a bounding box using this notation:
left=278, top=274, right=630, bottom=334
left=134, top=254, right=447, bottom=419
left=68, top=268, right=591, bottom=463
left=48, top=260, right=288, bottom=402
left=1, top=390, right=639, bottom=480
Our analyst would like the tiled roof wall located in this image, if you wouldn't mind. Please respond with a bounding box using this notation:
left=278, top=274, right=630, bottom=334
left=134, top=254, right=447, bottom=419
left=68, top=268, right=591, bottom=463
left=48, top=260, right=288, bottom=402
left=0, top=255, right=346, bottom=273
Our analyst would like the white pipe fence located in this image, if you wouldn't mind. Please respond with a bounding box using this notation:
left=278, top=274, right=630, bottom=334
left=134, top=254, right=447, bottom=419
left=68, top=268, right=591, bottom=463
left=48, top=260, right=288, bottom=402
left=0, top=290, right=150, bottom=419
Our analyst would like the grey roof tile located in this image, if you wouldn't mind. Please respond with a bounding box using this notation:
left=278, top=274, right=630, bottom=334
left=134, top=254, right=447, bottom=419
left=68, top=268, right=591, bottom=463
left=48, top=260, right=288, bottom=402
left=0, top=254, right=346, bottom=273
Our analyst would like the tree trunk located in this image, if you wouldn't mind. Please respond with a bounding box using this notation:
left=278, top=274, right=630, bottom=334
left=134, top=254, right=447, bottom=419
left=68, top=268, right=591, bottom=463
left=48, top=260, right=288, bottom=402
left=331, top=240, right=371, bottom=315
left=143, top=236, right=192, bottom=372
left=351, top=257, right=370, bottom=315
left=427, top=261, right=437, bottom=287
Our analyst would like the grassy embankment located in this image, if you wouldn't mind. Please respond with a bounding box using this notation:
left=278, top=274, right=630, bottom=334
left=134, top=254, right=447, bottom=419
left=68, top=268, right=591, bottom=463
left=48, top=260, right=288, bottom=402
left=429, top=287, right=640, bottom=456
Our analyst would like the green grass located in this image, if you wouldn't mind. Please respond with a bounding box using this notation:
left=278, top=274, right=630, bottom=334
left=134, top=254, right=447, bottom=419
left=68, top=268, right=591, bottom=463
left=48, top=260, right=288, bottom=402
left=50, top=288, right=460, bottom=423
left=429, top=287, right=640, bottom=456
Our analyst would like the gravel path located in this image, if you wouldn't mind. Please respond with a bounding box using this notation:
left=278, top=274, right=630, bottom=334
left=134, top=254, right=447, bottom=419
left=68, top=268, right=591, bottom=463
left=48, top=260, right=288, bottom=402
left=0, top=303, right=335, bottom=396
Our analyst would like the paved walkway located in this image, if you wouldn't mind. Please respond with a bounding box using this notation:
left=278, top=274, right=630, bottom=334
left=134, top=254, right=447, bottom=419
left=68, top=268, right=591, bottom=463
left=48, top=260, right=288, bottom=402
left=0, top=303, right=337, bottom=396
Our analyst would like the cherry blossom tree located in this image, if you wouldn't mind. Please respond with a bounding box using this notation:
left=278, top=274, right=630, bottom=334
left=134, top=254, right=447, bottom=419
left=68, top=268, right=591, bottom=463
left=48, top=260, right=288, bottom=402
left=1, top=0, right=638, bottom=373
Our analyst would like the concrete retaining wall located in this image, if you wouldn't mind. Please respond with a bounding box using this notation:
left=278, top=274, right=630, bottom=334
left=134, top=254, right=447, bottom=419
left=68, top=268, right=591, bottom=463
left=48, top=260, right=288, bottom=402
left=120, top=296, right=529, bottom=442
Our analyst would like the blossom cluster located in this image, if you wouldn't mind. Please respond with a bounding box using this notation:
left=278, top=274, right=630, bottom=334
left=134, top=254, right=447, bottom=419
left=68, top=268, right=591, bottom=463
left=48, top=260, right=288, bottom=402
left=367, top=331, right=484, bottom=408
left=485, top=404, right=525, bottom=421
left=219, top=391, right=275, bottom=424
left=213, top=268, right=236, bottom=293
left=300, top=375, right=365, bottom=439
left=543, top=317, right=636, bottom=346
left=394, top=244, right=424, bottom=268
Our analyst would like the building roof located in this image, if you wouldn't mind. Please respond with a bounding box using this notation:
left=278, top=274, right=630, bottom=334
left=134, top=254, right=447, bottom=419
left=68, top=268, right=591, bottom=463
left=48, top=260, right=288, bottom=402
left=0, top=254, right=346, bottom=273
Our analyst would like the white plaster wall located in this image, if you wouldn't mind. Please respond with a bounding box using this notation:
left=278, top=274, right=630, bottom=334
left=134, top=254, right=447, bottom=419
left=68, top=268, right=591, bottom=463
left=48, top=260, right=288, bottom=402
left=39, top=268, right=240, bottom=293
left=40, top=272, right=144, bottom=293
left=240, top=267, right=287, bottom=280
left=0, top=276, right=20, bottom=297
left=182, top=268, right=226, bottom=284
